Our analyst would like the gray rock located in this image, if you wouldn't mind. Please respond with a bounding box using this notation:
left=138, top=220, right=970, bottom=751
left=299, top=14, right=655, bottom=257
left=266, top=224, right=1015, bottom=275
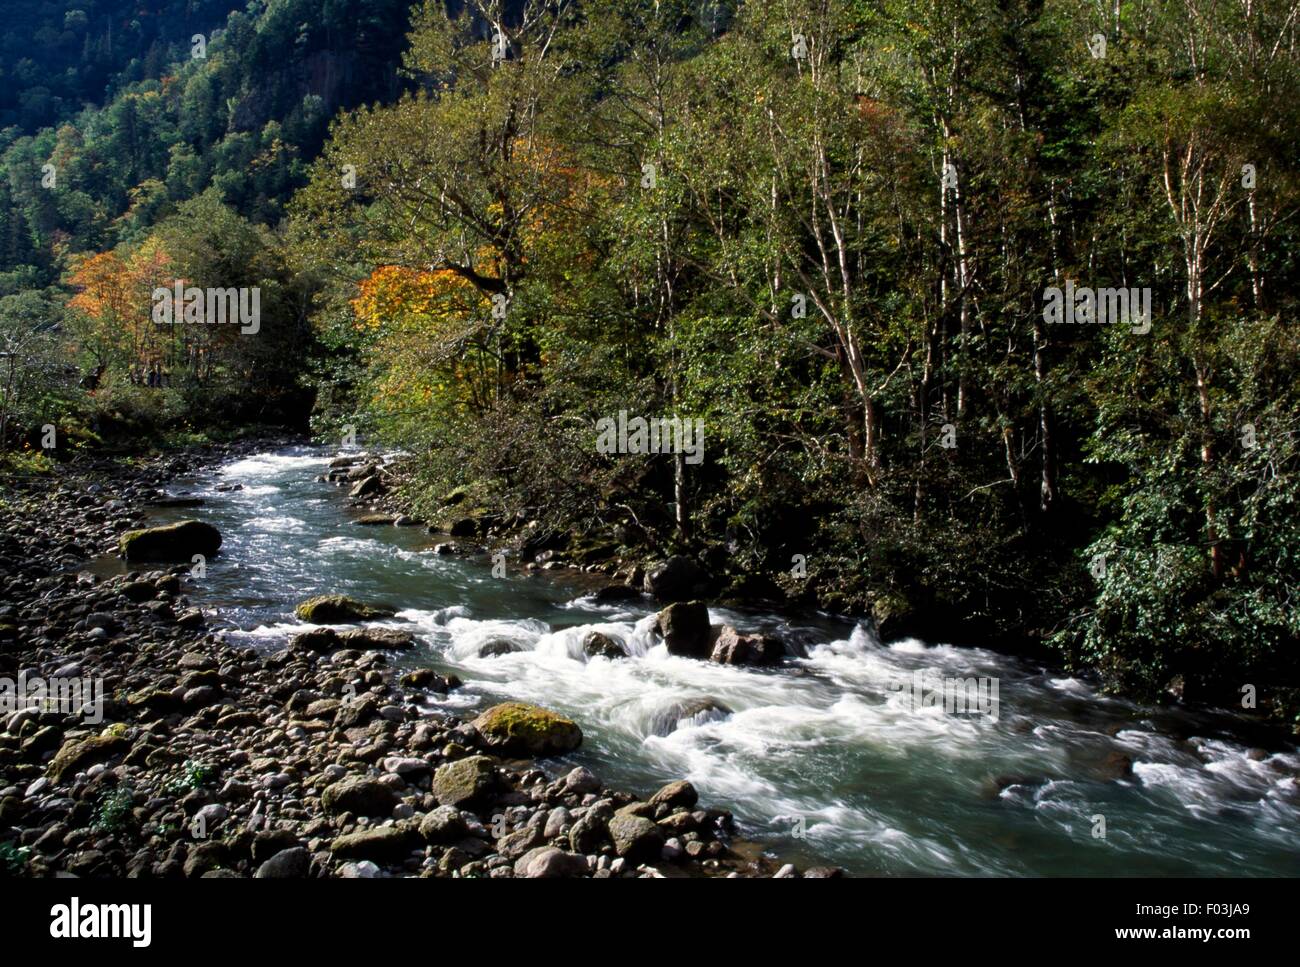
left=432, top=756, right=496, bottom=807
left=655, top=601, right=711, bottom=658
left=320, top=776, right=399, bottom=817
left=418, top=805, right=470, bottom=843
left=513, top=846, right=589, bottom=878
left=254, top=847, right=311, bottom=878
left=608, top=813, right=665, bottom=862
left=562, top=766, right=601, bottom=796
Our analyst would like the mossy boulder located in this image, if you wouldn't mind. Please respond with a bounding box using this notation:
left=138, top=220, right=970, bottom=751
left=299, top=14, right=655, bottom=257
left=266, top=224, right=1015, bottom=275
left=46, top=733, right=130, bottom=783
left=432, top=755, right=498, bottom=807
left=470, top=702, right=583, bottom=757
left=119, top=519, right=222, bottom=561
left=870, top=590, right=915, bottom=641
left=293, top=595, right=395, bottom=623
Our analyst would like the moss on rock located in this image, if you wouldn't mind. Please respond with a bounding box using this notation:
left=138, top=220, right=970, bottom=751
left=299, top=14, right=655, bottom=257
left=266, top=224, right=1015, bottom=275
left=119, top=519, right=222, bottom=561
left=470, top=702, right=583, bottom=757
left=293, top=595, right=395, bottom=623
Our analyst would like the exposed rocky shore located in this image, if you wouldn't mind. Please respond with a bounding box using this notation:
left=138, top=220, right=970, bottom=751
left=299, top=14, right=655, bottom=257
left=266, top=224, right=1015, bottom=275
left=0, top=441, right=842, bottom=878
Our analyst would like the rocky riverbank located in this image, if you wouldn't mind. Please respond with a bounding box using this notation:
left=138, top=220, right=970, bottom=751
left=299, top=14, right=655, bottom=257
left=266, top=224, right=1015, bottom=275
left=0, top=441, right=843, bottom=878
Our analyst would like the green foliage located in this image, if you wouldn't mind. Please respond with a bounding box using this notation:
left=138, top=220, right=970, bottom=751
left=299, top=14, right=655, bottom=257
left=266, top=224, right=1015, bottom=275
left=91, top=786, right=136, bottom=834
left=0, top=840, right=31, bottom=875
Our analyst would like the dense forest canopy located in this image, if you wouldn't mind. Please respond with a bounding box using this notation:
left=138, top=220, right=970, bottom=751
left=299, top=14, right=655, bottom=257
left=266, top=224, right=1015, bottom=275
left=2, top=0, right=1298, bottom=726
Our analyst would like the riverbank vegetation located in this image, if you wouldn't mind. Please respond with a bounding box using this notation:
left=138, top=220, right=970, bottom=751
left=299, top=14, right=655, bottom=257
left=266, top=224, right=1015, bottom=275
left=3, top=0, right=1298, bottom=726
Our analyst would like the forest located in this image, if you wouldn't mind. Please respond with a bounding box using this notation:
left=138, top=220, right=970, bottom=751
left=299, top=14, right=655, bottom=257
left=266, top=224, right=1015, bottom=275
left=2, top=0, right=1298, bottom=730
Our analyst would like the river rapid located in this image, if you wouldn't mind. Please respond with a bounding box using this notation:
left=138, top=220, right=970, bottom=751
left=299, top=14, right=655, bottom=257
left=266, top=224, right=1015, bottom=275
left=123, top=446, right=1300, bottom=876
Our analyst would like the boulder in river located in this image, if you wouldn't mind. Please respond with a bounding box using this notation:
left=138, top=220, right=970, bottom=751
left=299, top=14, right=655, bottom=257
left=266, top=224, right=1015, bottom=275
left=294, top=595, right=395, bottom=623
left=290, top=627, right=342, bottom=652
left=655, top=601, right=712, bottom=658
left=471, top=702, right=583, bottom=757
left=582, top=631, right=625, bottom=660
left=648, top=779, right=699, bottom=811
left=119, top=519, right=222, bottom=561
left=348, top=475, right=384, bottom=499
left=709, top=625, right=784, bottom=667
left=643, top=555, right=711, bottom=602
left=338, top=627, right=416, bottom=651
left=479, top=638, right=523, bottom=657
left=648, top=697, right=733, bottom=737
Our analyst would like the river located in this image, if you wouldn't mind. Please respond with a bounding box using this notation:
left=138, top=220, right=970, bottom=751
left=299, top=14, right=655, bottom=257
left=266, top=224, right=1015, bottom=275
left=126, top=445, right=1300, bottom=876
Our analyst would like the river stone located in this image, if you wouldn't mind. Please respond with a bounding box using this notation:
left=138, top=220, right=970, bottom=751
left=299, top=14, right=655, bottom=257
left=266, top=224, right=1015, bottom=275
left=470, top=702, right=583, bottom=757
left=46, top=733, right=130, bottom=783
left=290, top=627, right=341, bottom=652
left=648, top=779, right=698, bottom=811
left=569, top=812, right=608, bottom=853
left=562, top=766, right=601, bottom=795
left=251, top=828, right=301, bottom=862
left=514, top=846, right=589, bottom=878
left=119, top=519, right=222, bottom=561
left=655, top=601, right=711, bottom=658
left=608, top=813, right=664, bottom=862
left=418, top=805, right=469, bottom=843
left=254, top=847, right=311, bottom=878
left=120, top=579, right=157, bottom=602
left=293, top=595, right=395, bottom=623
left=544, top=807, right=571, bottom=838
left=383, top=756, right=431, bottom=778
left=643, top=556, right=711, bottom=602
left=498, top=824, right=544, bottom=859
left=339, top=627, right=416, bottom=651
left=432, top=755, right=497, bottom=807
left=582, top=632, right=624, bottom=660
left=648, top=697, right=733, bottom=737
left=709, top=625, right=784, bottom=666
left=478, top=638, right=522, bottom=657
left=870, top=590, right=915, bottom=642
left=320, top=776, right=399, bottom=817
left=330, top=825, right=418, bottom=861
left=349, top=476, right=384, bottom=499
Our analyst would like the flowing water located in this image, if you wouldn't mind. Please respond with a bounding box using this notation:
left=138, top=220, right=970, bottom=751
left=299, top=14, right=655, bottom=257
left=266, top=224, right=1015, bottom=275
left=126, top=446, right=1300, bottom=876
